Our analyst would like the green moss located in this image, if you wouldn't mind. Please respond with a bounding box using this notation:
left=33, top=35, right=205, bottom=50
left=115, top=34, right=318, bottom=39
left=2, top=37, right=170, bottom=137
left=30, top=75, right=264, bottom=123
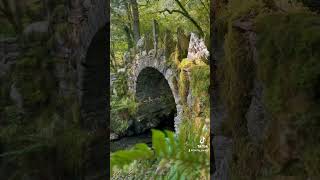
left=254, top=7, right=320, bottom=178
left=0, top=21, right=17, bottom=37
left=190, top=64, right=210, bottom=97
left=55, top=22, right=70, bottom=36
left=178, top=69, right=189, bottom=104
left=230, top=138, right=264, bottom=180
left=189, top=64, right=210, bottom=117
left=256, top=12, right=320, bottom=114
left=177, top=59, right=196, bottom=104
left=303, top=144, right=320, bottom=176
left=178, top=58, right=194, bottom=69
left=226, top=0, right=266, bottom=21
left=111, top=96, right=138, bottom=134
left=52, top=4, right=67, bottom=21
left=221, top=23, right=254, bottom=138
left=11, top=46, right=56, bottom=112
left=57, top=127, right=91, bottom=175
left=166, top=51, right=180, bottom=70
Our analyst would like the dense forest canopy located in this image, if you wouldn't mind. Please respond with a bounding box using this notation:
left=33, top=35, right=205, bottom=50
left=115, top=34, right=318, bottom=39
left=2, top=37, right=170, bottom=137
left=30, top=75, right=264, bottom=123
left=110, top=0, right=210, bottom=71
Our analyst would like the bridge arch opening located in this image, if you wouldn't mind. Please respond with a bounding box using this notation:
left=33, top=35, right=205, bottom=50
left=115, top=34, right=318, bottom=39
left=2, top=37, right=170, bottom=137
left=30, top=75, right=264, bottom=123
left=135, top=67, right=177, bottom=132
left=80, top=25, right=108, bottom=130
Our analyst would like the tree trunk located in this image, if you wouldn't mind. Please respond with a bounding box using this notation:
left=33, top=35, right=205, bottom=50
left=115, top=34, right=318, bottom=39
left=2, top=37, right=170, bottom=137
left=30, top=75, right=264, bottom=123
left=130, top=0, right=140, bottom=43
left=110, top=43, right=117, bottom=71
left=124, top=24, right=134, bottom=50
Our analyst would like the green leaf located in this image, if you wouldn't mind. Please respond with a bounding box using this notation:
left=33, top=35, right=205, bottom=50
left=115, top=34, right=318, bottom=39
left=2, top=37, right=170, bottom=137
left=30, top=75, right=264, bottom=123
left=152, top=129, right=167, bottom=157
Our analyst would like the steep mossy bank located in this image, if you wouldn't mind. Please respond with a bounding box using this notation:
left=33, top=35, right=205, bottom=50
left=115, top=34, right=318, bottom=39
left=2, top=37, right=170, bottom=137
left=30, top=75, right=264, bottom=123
left=217, top=0, right=320, bottom=178
left=256, top=11, right=320, bottom=177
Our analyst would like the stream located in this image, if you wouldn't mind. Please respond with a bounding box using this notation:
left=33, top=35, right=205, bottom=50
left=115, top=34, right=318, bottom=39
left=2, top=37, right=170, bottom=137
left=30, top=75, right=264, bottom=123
left=110, top=131, right=152, bottom=152
left=110, top=120, right=174, bottom=152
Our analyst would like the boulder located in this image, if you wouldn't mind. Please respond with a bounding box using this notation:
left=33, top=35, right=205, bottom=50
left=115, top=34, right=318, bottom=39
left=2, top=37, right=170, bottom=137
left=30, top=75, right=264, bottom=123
left=187, top=33, right=209, bottom=61
left=110, top=133, right=119, bottom=140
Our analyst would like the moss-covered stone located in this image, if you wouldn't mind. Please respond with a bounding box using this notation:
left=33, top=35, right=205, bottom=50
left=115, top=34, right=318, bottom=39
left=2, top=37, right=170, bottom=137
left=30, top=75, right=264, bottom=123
left=255, top=11, right=320, bottom=176
left=221, top=22, right=254, bottom=138
left=11, top=47, right=56, bottom=114
left=218, top=0, right=320, bottom=177
left=190, top=64, right=210, bottom=97
left=178, top=69, right=189, bottom=104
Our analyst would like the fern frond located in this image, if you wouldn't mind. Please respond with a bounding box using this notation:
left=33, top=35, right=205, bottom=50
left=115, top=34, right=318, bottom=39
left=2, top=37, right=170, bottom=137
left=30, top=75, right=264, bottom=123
left=111, top=129, right=210, bottom=179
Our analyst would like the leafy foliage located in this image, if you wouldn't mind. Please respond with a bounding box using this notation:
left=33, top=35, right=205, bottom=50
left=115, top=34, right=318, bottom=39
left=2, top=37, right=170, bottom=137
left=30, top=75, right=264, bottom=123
left=111, top=95, right=138, bottom=134
left=111, top=0, right=210, bottom=68
left=111, top=129, right=210, bottom=179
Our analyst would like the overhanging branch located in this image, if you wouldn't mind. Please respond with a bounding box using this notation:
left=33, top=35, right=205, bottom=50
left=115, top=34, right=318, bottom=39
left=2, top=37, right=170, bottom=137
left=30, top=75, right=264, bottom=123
left=158, top=0, right=205, bottom=37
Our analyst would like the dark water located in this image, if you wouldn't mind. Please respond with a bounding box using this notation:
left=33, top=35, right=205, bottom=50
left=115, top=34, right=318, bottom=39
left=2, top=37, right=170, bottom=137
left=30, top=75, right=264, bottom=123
left=110, top=119, right=174, bottom=152
left=110, top=131, right=152, bottom=152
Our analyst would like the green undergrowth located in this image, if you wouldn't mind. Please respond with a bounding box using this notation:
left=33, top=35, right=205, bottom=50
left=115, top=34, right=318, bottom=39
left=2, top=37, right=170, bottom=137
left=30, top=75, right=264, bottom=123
left=111, top=95, right=138, bottom=135
left=111, top=52, right=210, bottom=179
left=111, top=128, right=210, bottom=180
left=111, top=70, right=138, bottom=135
left=190, top=64, right=210, bottom=116
left=0, top=113, right=92, bottom=179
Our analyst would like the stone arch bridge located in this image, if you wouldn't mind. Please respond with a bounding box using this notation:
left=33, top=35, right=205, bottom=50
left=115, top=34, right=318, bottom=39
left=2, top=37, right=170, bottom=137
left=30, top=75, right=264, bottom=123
left=67, top=0, right=205, bottom=133
left=128, top=50, right=183, bottom=132
left=0, top=0, right=213, bottom=177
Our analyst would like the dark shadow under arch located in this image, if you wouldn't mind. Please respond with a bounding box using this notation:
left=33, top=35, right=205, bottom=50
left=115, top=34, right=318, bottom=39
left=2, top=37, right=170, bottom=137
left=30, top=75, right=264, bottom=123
left=79, top=24, right=109, bottom=177
left=80, top=25, right=108, bottom=130
left=135, top=67, right=177, bottom=132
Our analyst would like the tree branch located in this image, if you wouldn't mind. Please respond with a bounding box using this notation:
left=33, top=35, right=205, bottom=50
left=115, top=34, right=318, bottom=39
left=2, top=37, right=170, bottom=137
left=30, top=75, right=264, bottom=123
left=174, top=0, right=204, bottom=36
left=158, top=0, right=204, bottom=36
left=156, top=0, right=204, bottom=36
left=199, top=0, right=209, bottom=14
left=157, top=8, right=186, bottom=16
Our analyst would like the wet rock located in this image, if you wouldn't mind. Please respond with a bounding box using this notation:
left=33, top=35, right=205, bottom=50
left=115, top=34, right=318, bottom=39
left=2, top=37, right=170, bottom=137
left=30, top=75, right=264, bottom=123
left=136, top=36, right=145, bottom=54
left=110, top=133, right=119, bottom=140
left=148, top=49, right=156, bottom=56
